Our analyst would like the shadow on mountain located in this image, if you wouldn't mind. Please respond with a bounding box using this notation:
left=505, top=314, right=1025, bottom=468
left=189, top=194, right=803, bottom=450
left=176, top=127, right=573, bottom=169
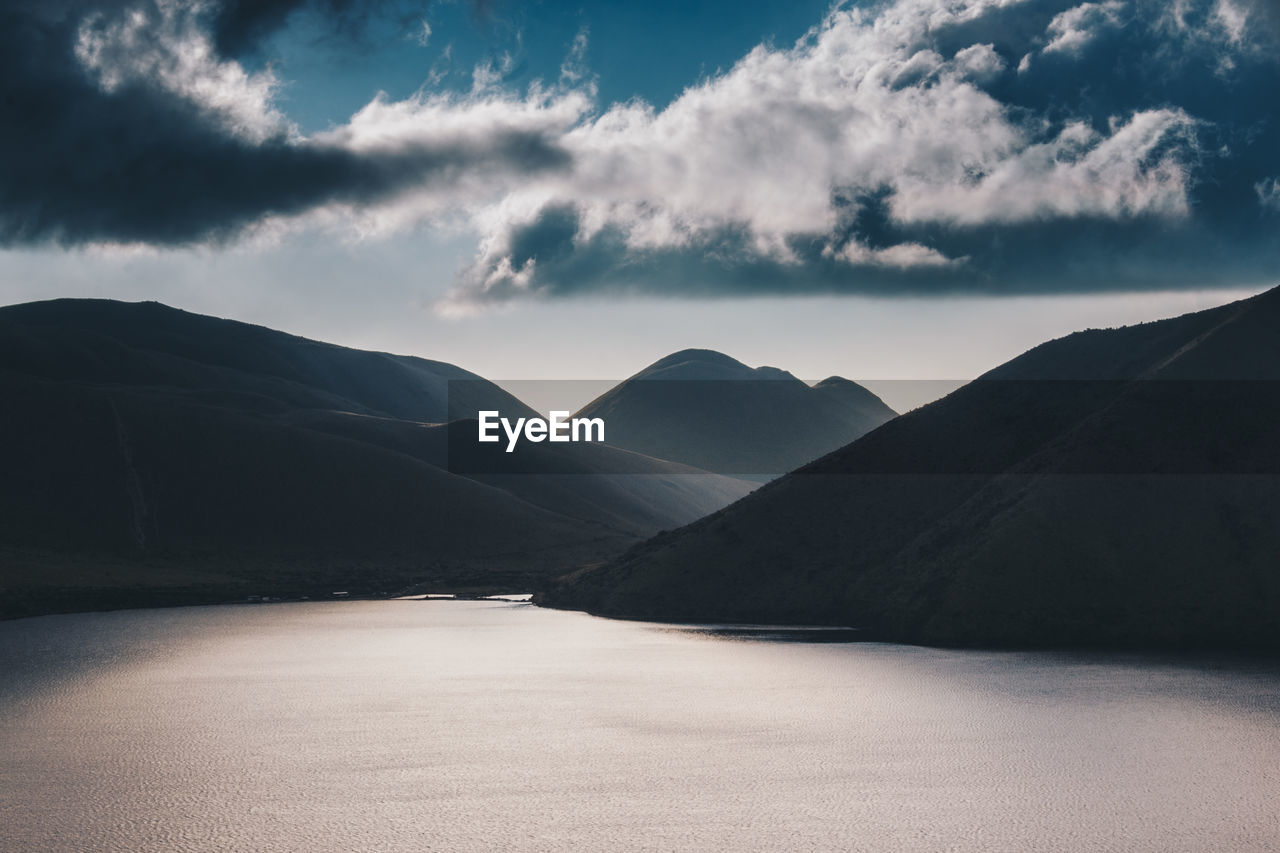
left=540, top=288, right=1280, bottom=650
left=573, top=349, right=896, bottom=479
left=0, top=300, right=749, bottom=618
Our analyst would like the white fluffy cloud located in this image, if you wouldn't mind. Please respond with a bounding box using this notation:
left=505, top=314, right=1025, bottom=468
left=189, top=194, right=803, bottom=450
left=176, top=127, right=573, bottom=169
left=1042, top=2, right=1124, bottom=55
left=888, top=111, right=1199, bottom=225
left=65, top=0, right=1271, bottom=312
left=439, top=0, right=1207, bottom=311
left=75, top=0, right=294, bottom=144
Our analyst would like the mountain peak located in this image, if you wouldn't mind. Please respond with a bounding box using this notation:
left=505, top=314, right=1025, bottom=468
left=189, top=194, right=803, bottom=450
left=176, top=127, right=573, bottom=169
left=574, top=350, right=896, bottom=476
left=637, top=349, right=799, bottom=382
left=641, top=348, right=748, bottom=374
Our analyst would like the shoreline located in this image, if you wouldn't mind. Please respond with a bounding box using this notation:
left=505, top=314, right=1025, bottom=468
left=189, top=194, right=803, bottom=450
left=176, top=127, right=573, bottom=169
left=7, top=592, right=1280, bottom=659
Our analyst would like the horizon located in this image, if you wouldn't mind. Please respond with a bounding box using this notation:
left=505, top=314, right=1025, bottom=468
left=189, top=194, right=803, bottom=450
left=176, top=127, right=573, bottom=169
left=3, top=0, right=1279, bottom=385
left=0, top=287, right=1266, bottom=413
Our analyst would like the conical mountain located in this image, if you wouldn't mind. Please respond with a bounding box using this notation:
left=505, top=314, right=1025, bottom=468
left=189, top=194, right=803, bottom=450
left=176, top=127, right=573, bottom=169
left=575, top=348, right=896, bottom=478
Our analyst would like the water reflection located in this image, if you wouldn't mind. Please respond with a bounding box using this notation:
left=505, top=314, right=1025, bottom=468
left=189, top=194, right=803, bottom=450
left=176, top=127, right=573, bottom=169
left=1, top=600, right=1278, bottom=852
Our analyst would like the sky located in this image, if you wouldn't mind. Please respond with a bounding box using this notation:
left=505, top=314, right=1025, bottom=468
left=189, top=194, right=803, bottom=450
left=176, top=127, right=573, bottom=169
left=2, top=0, right=1278, bottom=401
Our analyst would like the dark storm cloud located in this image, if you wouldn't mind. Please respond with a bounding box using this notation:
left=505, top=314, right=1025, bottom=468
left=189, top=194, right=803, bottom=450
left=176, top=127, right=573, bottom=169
left=454, top=200, right=1278, bottom=310
left=0, top=0, right=568, bottom=246
left=455, top=202, right=1279, bottom=308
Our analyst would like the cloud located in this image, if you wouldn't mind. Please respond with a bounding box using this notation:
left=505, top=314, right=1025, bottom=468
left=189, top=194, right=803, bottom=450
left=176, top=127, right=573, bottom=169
left=1042, top=2, right=1124, bottom=55
left=74, top=1, right=294, bottom=143
left=0, top=0, right=569, bottom=246
left=442, top=0, right=1280, bottom=311
left=2, top=0, right=1280, bottom=309
left=887, top=110, right=1200, bottom=225
left=1257, top=176, right=1280, bottom=211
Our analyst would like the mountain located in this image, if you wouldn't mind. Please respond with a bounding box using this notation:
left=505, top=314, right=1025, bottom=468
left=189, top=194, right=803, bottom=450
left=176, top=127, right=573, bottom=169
left=0, top=298, right=536, bottom=422
left=540, top=288, right=1280, bottom=649
left=574, top=349, right=896, bottom=478
left=284, top=412, right=752, bottom=536
left=0, top=300, right=749, bottom=617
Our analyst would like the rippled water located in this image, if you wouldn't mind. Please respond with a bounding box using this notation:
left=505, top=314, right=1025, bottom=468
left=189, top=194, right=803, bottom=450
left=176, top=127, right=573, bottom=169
left=2, top=601, right=1279, bottom=852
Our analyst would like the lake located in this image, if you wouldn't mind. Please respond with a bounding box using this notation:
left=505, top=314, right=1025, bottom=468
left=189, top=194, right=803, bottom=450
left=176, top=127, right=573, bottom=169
left=2, top=600, right=1278, bottom=852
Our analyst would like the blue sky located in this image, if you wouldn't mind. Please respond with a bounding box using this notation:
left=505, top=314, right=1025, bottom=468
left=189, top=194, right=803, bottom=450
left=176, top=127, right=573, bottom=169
left=262, top=0, right=836, bottom=133
left=0, top=0, right=1276, bottom=397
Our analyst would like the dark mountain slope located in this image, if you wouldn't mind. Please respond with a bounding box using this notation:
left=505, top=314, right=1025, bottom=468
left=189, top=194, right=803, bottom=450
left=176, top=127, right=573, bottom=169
left=0, top=367, right=625, bottom=617
left=541, top=288, right=1280, bottom=648
left=0, top=300, right=747, bottom=617
left=283, top=412, right=753, bottom=535
left=0, top=298, right=533, bottom=422
left=574, top=349, right=896, bottom=477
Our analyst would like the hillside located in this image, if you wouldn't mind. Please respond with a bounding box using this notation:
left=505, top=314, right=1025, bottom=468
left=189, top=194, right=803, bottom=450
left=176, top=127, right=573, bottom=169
left=0, top=300, right=749, bottom=617
left=540, top=288, right=1280, bottom=649
left=0, top=298, right=535, bottom=421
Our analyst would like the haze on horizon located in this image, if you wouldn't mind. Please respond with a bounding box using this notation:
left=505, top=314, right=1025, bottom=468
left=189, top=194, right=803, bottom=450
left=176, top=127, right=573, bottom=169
left=1, top=0, right=1277, bottom=389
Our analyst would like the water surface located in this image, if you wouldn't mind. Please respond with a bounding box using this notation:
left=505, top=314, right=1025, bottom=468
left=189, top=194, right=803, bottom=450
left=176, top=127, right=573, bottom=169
left=2, top=601, right=1278, bottom=852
